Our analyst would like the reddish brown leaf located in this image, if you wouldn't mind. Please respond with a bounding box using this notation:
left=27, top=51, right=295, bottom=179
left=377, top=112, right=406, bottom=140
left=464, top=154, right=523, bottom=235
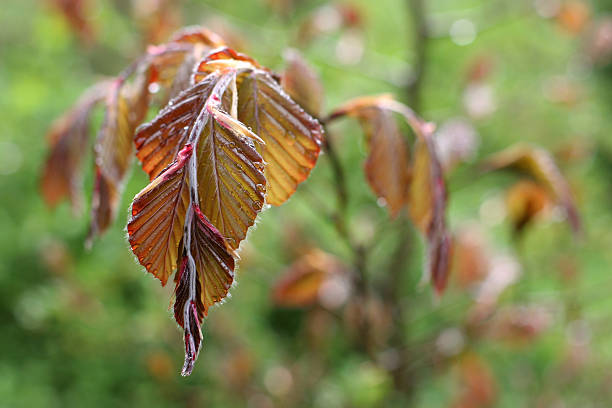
left=281, top=49, right=325, bottom=117
left=41, top=80, right=111, bottom=212
left=135, top=74, right=217, bottom=179
left=327, top=95, right=411, bottom=217
left=482, top=143, right=581, bottom=234
left=174, top=204, right=236, bottom=376
left=236, top=69, right=323, bottom=206
left=169, top=25, right=226, bottom=47
left=89, top=69, right=151, bottom=242
left=128, top=144, right=193, bottom=286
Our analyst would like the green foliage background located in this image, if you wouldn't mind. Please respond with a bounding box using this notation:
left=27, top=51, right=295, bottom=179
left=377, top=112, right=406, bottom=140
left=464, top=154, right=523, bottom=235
left=2, top=0, right=612, bottom=407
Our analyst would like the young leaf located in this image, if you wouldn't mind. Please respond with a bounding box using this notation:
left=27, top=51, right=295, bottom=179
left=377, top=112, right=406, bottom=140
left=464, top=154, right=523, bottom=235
left=41, top=80, right=111, bottom=213
left=482, top=143, right=581, bottom=234
left=281, top=48, right=325, bottom=117
left=135, top=76, right=217, bottom=180
left=174, top=204, right=236, bottom=376
left=236, top=69, right=323, bottom=206
left=128, top=144, right=193, bottom=286
left=89, top=69, right=151, bottom=242
left=327, top=95, right=411, bottom=217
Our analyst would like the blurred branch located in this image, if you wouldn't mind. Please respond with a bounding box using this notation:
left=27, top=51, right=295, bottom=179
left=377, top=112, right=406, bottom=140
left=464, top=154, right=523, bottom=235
left=406, top=0, right=429, bottom=110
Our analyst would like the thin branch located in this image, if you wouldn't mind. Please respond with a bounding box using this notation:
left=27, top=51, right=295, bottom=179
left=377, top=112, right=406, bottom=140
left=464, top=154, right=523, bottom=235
left=406, top=0, right=429, bottom=110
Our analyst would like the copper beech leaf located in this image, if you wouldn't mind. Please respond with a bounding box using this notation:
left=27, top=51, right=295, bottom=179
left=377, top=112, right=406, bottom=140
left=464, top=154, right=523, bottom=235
left=236, top=69, right=323, bottom=206
left=88, top=69, right=151, bottom=243
left=41, top=80, right=111, bottom=213
left=482, top=143, right=581, bottom=234
left=174, top=204, right=236, bottom=376
left=333, top=102, right=410, bottom=217
left=328, top=94, right=451, bottom=294
left=128, top=144, right=193, bottom=286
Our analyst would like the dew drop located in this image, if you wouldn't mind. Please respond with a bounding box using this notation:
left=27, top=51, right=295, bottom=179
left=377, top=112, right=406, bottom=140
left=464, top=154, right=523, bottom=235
left=255, top=183, right=265, bottom=193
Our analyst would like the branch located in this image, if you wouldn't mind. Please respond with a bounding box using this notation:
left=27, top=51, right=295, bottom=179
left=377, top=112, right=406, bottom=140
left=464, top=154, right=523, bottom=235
left=406, top=0, right=429, bottom=110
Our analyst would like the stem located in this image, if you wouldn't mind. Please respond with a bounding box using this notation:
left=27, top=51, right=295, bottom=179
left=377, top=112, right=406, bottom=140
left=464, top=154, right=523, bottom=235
left=406, top=0, right=429, bottom=110
left=383, top=0, right=431, bottom=402
left=320, top=122, right=374, bottom=355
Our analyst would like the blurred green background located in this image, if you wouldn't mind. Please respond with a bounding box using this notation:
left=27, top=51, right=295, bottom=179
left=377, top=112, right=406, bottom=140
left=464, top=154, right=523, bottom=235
left=2, top=0, right=612, bottom=407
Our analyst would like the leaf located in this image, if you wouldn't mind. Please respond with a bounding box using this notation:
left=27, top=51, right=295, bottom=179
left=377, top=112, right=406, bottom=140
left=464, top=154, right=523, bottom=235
left=169, top=26, right=226, bottom=47
left=505, top=180, right=551, bottom=234
left=481, top=143, right=581, bottom=234
left=361, top=108, right=411, bottom=217
left=135, top=75, right=217, bottom=180
left=281, top=48, right=325, bottom=117
left=409, top=135, right=452, bottom=293
left=128, top=144, right=193, bottom=286
left=272, top=249, right=348, bottom=308
left=41, top=80, right=111, bottom=212
left=88, top=69, right=151, bottom=242
left=236, top=69, right=323, bottom=206
left=327, top=95, right=411, bottom=216
left=174, top=204, right=236, bottom=376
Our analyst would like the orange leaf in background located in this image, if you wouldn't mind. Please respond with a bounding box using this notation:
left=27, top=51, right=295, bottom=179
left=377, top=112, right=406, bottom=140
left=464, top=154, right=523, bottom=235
left=482, top=143, right=581, bottom=235
left=361, top=108, right=411, bottom=217
left=556, top=0, right=591, bottom=34
left=237, top=69, right=323, bottom=206
left=505, top=180, right=552, bottom=234
left=452, top=227, right=489, bottom=289
left=281, top=49, right=325, bottom=117
left=452, top=353, right=497, bottom=408
left=328, top=95, right=411, bottom=217
left=272, top=249, right=348, bottom=308
left=41, top=80, right=111, bottom=213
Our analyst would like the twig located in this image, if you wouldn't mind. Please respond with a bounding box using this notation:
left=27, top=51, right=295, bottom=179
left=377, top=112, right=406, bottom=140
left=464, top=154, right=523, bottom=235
left=406, top=0, right=429, bottom=110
